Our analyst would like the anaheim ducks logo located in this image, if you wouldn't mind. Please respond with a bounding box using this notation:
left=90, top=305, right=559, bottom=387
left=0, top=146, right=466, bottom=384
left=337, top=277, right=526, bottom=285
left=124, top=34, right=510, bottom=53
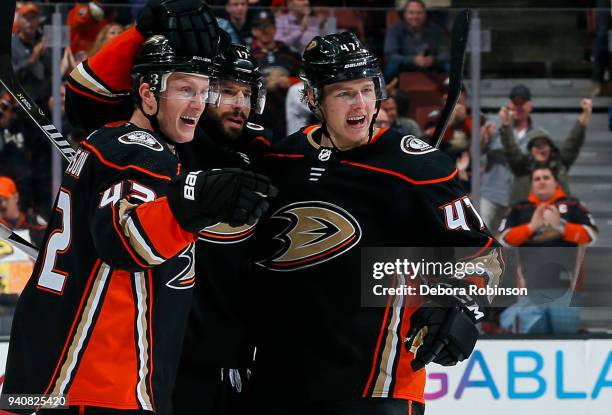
left=198, top=222, right=257, bottom=244
left=257, top=201, right=361, bottom=271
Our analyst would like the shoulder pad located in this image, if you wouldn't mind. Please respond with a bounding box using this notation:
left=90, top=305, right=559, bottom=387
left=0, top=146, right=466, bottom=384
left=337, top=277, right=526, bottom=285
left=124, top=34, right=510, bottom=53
left=399, top=135, right=437, bottom=156
left=372, top=130, right=457, bottom=182
left=116, top=129, right=165, bottom=152
left=86, top=124, right=177, bottom=177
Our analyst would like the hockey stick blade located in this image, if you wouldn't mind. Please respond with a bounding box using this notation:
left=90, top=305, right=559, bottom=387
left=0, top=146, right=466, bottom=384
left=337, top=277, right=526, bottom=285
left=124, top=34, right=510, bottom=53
left=433, top=9, right=470, bottom=148
left=0, top=58, right=77, bottom=162
left=0, top=223, right=39, bottom=261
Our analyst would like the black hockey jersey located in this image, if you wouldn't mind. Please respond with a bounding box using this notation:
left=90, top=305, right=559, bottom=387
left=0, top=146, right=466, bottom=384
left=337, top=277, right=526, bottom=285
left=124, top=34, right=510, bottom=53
left=175, top=123, right=272, bottom=370
left=251, top=126, right=504, bottom=403
left=2, top=123, right=198, bottom=413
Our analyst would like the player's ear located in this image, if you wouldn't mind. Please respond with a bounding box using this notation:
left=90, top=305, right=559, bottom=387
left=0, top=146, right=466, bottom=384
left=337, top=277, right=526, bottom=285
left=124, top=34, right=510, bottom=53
left=139, top=83, right=157, bottom=113
left=306, top=88, right=317, bottom=107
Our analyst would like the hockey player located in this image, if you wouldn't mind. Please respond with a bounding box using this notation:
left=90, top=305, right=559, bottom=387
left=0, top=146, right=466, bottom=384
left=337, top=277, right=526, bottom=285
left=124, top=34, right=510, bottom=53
left=1, top=36, right=275, bottom=415
left=172, top=44, right=273, bottom=415
left=250, top=32, right=504, bottom=415
left=65, top=19, right=273, bottom=415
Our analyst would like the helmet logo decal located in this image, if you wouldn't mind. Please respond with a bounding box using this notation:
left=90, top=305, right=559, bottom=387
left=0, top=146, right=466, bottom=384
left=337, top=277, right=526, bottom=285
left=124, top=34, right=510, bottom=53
left=306, top=39, right=317, bottom=51
left=318, top=148, right=332, bottom=162
left=400, top=135, right=436, bottom=155
left=257, top=201, right=361, bottom=271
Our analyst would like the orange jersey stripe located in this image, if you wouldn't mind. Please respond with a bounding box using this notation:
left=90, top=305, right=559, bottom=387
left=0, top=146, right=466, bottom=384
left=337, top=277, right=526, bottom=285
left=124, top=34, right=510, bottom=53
left=264, top=153, right=305, bottom=159
left=303, top=124, right=320, bottom=135
left=341, top=161, right=458, bottom=185
left=134, top=197, right=197, bottom=258
left=369, top=128, right=388, bottom=144
left=362, top=294, right=394, bottom=397
left=68, top=269, right=139, bottom=409
left=44, top=259, right=102, bottom=395
left=392, top=306, right=426, bottom=403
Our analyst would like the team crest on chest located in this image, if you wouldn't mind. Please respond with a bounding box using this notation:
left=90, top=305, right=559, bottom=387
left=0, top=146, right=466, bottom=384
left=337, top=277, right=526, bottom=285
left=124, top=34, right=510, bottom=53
left=118, top=131, right=164, bottom=151
left=400, top=135, right=436, bottom=155
left=257, top=201, right=362, bottom=271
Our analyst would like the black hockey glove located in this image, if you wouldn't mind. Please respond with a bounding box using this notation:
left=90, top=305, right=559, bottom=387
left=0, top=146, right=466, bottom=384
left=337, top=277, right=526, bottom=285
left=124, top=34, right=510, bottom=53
left=167, top=169, right=278, bottom=232
left=406, top=302, right=479, bottom=372
left=136, top=0, right=220, bottom=58
left=406, top=279, right=487, bottom=371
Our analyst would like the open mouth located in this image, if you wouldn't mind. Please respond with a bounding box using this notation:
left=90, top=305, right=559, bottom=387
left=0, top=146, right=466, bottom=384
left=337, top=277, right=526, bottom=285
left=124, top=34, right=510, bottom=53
left=346, top=115, right=366, bottom=129
left=180, top=115, right=198, bottom=127
left=226, top=116, right=245, bottom=129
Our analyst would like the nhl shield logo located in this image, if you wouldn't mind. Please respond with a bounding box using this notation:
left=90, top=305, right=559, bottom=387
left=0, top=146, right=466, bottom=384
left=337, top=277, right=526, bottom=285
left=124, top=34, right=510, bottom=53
left=318, top=148, right=333, bottom=161
left=400, top=136, right=436, bottom=155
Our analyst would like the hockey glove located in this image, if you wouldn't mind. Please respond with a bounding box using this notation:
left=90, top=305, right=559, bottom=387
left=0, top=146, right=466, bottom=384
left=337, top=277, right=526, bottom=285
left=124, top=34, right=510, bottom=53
left=406, top=278, right=488, bottom=371
left=406, top=302, right=479, bottom=372
left=136, top=0, right=220, bottom=58
left=167, top=168, right=278, bottom=233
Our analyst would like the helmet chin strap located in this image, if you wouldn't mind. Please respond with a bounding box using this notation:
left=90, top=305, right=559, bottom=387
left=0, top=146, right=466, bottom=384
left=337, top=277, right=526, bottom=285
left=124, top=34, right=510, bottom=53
left=138, top=94, right=182, bottom=146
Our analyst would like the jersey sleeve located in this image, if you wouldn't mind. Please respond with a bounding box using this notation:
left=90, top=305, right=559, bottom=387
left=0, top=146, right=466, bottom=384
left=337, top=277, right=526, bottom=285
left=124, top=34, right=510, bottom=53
left=413, top=152, right=505, bottom=303
left=65, top=27, right=145, bottom=132
left=80, top=139, right=196, bottom=271
left=498, top=205, right=532, bottom=246
left=563, top=200, right=598, bottom=245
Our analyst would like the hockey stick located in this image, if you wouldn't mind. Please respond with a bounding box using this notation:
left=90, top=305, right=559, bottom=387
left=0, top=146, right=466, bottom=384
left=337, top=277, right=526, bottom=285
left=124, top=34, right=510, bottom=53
left=0, top=223, right=39, bottom=261
left=0, top=2, right=75, bottom=256
left=0, top=0, right=76, bottom=161
left=433, top=9, right=470, bottom=148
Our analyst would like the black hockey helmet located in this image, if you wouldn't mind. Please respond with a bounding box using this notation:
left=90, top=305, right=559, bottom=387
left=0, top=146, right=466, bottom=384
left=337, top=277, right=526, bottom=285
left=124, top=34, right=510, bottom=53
left=300, top=32, right=386, bottom=147
left=210, top=44, right=266, bottom=114
left=132, top=35, right=216, bottom=95
left=300, top=32, right=386, bottom=104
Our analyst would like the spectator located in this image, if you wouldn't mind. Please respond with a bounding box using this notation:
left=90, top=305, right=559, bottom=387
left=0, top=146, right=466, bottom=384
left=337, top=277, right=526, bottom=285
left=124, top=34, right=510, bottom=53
left=274, top=0, right=329, bottom=54
left=217, top=0, right=255, bottom=45
left=374, top=107, right=391, bottom=129
left=480, top=84, right=535, bottom=232
left=498, top=166, right=598, bottom=334
left=393, top=89, right=421, bottom=136
left=11, top=2, right=49, bottom=103
left=66, top=1, right=111, bottom=56
left=250, top=9, right=302, bottom=79
left=0, top=176, right=47, bottom=248
left=383, top=0, right=449, bottom=80
left=285, top=80, right=314, bottom=135
left=380, top=96, right=420, bottom=136
left=500, top=99, right=593, bottom=204
left=89, top=22, right=124, bottom=56
left=0, top=93, right=31, bottom=204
